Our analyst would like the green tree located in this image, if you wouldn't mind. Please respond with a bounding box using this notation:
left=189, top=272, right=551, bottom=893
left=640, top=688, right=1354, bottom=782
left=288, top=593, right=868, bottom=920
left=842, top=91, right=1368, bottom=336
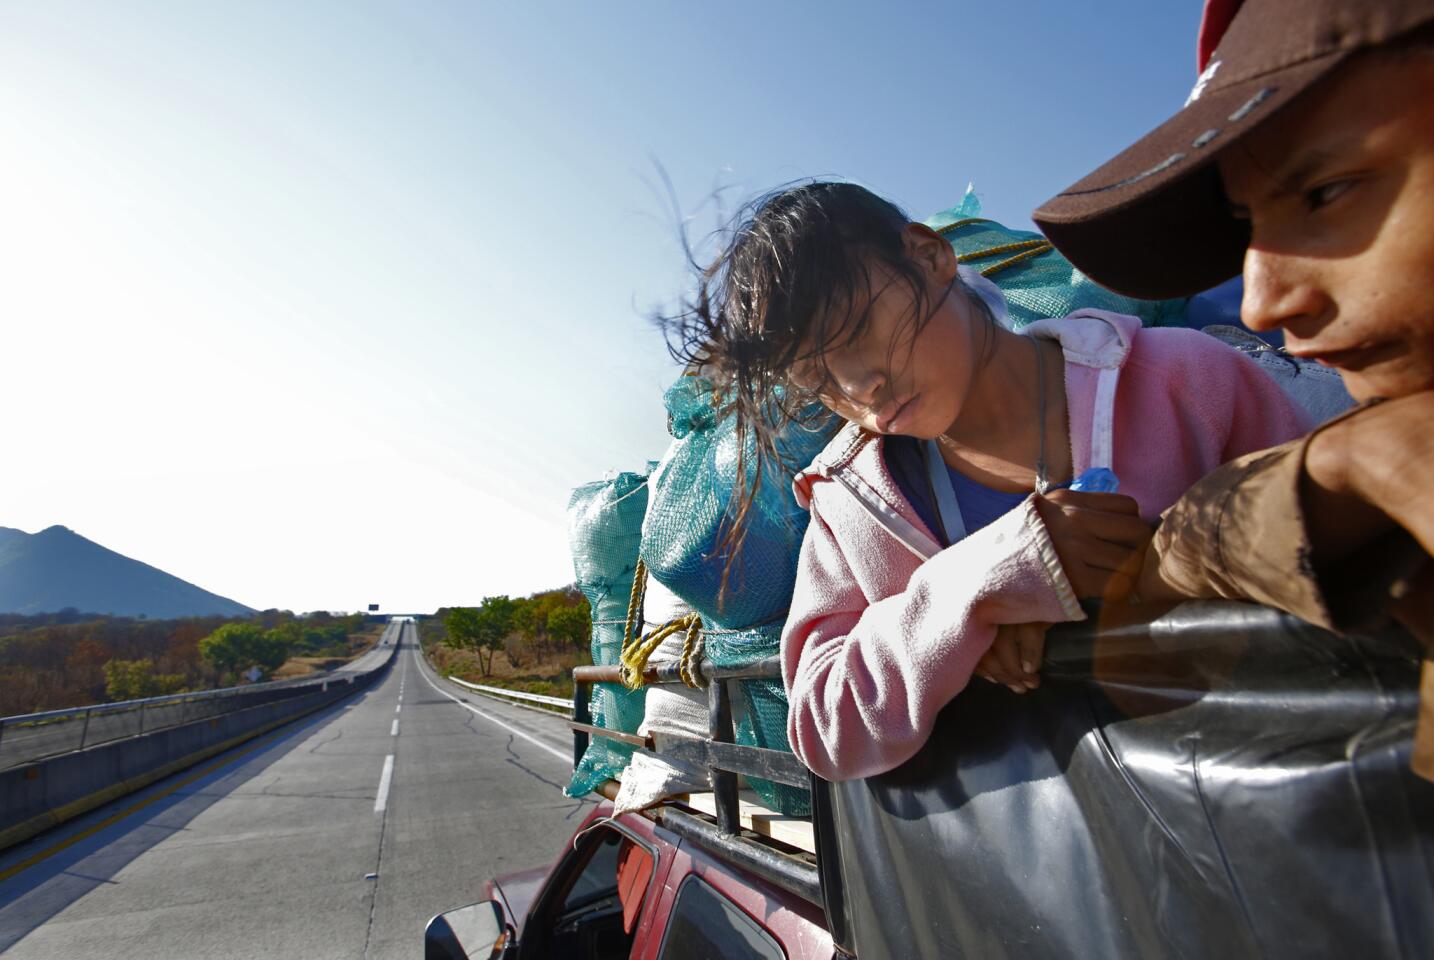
left=268, top=619, right=304, bottom=653
left=199, top=622, right=292, bottom=684
left=444, top=596, right=517, bottom=676
left=476, top=595, right=517, bottom=675
left=200, top=623, right=256, bottom=681
left=514, top=589, right=580, bottom=657
left=255, top=629, right=294, bottom=674
left=443, top=607, right=482, bottom=653
left=547, top=601, right=591, bottom=651
left=103, top=658, right=187, bottom=701
left=104, top=658, right=158, bottom=700
left=504, top=596, right=533, bottom=668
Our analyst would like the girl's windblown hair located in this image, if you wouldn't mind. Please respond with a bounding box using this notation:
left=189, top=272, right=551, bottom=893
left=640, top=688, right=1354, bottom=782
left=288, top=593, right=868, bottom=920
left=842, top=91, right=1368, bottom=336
left=659, top=181, right=946, bottom=588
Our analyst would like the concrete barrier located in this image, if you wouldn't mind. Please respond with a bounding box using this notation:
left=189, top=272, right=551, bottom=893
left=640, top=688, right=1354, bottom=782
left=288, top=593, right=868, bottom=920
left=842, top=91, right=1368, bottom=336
left=0, top=629, right=399, bottom=852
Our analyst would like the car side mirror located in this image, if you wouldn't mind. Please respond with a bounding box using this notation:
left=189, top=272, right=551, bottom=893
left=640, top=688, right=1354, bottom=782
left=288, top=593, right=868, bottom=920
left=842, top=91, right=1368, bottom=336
left=424, top=899, right=512, bottom=960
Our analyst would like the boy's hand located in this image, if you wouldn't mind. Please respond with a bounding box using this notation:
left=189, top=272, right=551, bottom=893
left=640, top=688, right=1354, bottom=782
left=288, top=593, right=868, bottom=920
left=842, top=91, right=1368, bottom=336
left=1305, top=392, right=1434, bottom=557
left=1035, top=489, right=1153, bottom=602
left=976, top=622, right=1048, bottom=693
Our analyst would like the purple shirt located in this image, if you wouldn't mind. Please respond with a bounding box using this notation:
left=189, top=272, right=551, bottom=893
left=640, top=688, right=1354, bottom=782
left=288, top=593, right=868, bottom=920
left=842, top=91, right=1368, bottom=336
left=884, top=436, right=1028, bottom=546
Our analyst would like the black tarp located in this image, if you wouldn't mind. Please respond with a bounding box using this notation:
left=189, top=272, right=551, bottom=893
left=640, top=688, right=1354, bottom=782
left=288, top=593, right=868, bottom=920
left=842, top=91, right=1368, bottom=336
left=817, top=601, right=1433, bottom=958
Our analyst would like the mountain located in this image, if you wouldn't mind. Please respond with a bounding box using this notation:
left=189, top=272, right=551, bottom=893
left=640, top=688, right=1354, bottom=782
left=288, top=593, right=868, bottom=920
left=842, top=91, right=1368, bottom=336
left=0, top=526, right=255, bottom=619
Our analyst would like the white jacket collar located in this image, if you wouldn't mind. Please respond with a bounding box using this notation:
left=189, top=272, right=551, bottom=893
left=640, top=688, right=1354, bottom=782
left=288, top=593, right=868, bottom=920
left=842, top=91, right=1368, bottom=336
left=796, top=309, right=1140, bottom=505
left=1020, top=309, right=1140, bottom=371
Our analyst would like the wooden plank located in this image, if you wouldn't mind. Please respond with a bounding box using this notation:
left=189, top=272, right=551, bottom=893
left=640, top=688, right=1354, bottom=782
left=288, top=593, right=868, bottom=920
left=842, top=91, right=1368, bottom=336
left=565, top=721, right=653, bottom=749
left=683, top=790, right=816, bottom=855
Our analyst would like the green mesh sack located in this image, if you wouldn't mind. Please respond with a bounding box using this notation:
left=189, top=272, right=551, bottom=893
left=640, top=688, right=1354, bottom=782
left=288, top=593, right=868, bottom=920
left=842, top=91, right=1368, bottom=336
left=566, top=471, right=650, bottom=798
left=642, top=376, right=837, bottom=628
left=640, top=376, right=839, bottom=815
left=703, top=624, right=811, bottom=815
left=926, top=185, right=1189, bottom=330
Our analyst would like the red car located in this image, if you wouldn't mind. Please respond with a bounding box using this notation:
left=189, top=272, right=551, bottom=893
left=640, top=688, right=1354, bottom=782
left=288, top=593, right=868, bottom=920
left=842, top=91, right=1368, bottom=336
left=426, top=792, right=830, bottom=960
left=428, top=601, right=1433, bottom=959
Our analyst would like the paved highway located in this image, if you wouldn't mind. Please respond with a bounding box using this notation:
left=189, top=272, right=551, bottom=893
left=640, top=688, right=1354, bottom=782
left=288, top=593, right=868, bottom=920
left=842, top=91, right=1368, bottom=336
left=0, top=620, right=593, bottom=958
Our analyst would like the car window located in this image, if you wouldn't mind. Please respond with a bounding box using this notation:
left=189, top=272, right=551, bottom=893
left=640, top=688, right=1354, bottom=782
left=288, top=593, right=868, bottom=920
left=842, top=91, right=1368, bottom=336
left=658, top=876, right=785, bottom=960
left=546, top=827, right=656, bottom=960
left=562, top=828, right=624, bottom=913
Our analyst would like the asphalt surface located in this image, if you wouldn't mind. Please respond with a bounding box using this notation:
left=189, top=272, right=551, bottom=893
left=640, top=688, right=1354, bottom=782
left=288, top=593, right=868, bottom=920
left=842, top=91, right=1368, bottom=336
left=0, top=620, right=593, bottom=959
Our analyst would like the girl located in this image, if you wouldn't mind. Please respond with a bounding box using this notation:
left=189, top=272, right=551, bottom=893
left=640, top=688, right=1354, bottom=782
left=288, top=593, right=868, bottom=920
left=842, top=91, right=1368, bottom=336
left=669, top=182, right=1311, bottom=781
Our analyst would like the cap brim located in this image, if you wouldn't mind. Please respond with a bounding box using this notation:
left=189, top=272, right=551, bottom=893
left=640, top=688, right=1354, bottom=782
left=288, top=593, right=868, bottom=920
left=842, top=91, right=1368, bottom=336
left=1034, top=54, right=1342, bottom=300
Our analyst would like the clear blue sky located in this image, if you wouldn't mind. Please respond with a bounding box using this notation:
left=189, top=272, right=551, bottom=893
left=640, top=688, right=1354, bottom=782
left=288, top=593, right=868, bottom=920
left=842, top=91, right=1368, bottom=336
left=0, top=2, right=1205, bottom=613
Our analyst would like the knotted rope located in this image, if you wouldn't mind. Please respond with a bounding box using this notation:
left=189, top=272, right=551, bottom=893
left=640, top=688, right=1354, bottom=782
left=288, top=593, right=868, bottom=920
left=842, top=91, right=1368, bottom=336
left=618, top=560, right=706, bottom=690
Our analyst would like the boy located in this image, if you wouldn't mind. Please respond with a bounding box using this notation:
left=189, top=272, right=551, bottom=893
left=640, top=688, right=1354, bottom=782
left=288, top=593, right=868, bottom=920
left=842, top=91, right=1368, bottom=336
left=1033, top=0, right=1434, bottom=775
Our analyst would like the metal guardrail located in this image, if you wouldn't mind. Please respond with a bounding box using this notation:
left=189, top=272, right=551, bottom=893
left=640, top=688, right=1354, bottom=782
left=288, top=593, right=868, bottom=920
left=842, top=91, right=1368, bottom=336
left=445, top=676, right=573, bottom=713
left=0, top=621, right=402, bottom=771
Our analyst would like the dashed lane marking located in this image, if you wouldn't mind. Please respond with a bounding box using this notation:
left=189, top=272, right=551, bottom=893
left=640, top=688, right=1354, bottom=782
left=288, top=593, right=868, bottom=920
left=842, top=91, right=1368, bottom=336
left=374, top=755, right=395, bottom=813
left=390, top=719, right=399, bottom=736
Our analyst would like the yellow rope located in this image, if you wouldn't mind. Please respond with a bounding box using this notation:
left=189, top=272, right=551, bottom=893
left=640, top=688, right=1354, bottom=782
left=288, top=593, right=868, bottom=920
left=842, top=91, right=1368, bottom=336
left=617, top=559, right=709, bottom=689
left=677, top=616, right=706, bottom=688
left=936, top=217, right=1054, bottom=277
left=621, top=558, right=648, bottom=657
left=956, top=238, right=1048, bottom=264
left=619, top=626, right=673, bottom=689
left=620, top=613, right=701, bottom=689
left=980, top=241, right=1053, bottom=277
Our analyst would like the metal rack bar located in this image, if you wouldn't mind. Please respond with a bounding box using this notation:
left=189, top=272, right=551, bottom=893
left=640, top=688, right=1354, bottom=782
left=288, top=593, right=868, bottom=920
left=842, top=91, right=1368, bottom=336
left=572, top=656, right=782, bottom=687
left=662, top=807, right=821, bottom=905
left=709, top=678, right=741, bottom=835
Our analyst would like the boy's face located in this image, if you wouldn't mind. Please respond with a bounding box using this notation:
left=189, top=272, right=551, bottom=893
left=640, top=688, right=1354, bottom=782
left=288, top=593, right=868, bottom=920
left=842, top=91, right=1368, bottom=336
left=1220, top=49, right=1434, bottom=401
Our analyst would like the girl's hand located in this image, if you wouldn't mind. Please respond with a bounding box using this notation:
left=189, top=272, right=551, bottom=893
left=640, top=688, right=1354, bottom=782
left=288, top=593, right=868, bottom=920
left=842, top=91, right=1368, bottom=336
left=976, top=622, right=1048, bottom=693
left=1035, top=489, right=1153, bottom=602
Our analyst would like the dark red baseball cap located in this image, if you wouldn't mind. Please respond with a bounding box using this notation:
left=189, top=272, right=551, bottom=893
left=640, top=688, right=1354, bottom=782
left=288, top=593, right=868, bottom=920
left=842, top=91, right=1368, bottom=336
left=1033, top=0, right=1434, bottom=299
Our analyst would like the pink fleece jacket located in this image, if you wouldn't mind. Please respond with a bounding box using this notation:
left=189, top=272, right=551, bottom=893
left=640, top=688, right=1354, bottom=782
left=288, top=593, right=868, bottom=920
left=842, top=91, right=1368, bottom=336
left=781, top=310, right=1313, bottom=781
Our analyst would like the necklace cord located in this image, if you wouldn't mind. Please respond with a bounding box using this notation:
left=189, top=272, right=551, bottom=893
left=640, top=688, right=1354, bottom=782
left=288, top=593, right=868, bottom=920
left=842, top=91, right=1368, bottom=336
left=1033, top=336, right=1049, bottom=494
left=937, top=335, right=1051, bottom=494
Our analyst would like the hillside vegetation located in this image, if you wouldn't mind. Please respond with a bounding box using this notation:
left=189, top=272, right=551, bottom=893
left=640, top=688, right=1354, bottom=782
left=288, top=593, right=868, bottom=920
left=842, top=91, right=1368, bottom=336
left=0, top=609, right=376, bottom=716
left=422, top=586, right=592, bottom=699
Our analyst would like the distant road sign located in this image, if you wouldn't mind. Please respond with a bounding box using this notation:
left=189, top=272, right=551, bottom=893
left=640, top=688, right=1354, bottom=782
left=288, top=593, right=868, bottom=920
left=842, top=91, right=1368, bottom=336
left=368, top=604, right=380, bottom=612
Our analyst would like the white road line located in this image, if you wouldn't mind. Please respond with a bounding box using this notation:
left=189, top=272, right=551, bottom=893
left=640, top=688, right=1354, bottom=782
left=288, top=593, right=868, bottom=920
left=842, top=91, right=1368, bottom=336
left=391, top=719, right=400, bottom=736
left=395, top=703, right=401, bottom=714
left=374, top=755, right=395, bottom=813
left=414, top=647, right=570, bottom=764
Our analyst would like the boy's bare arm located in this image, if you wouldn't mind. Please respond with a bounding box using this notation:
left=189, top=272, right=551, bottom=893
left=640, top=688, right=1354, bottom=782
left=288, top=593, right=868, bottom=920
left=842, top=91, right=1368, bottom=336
left=1303, top=392, right=1434, bottom=560
left=1138, top=393, right=1434, bottom=626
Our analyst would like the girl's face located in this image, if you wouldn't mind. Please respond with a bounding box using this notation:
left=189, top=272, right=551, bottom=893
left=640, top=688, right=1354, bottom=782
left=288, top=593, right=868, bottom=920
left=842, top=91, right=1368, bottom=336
left=791, top=228, right=983, bottom=439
